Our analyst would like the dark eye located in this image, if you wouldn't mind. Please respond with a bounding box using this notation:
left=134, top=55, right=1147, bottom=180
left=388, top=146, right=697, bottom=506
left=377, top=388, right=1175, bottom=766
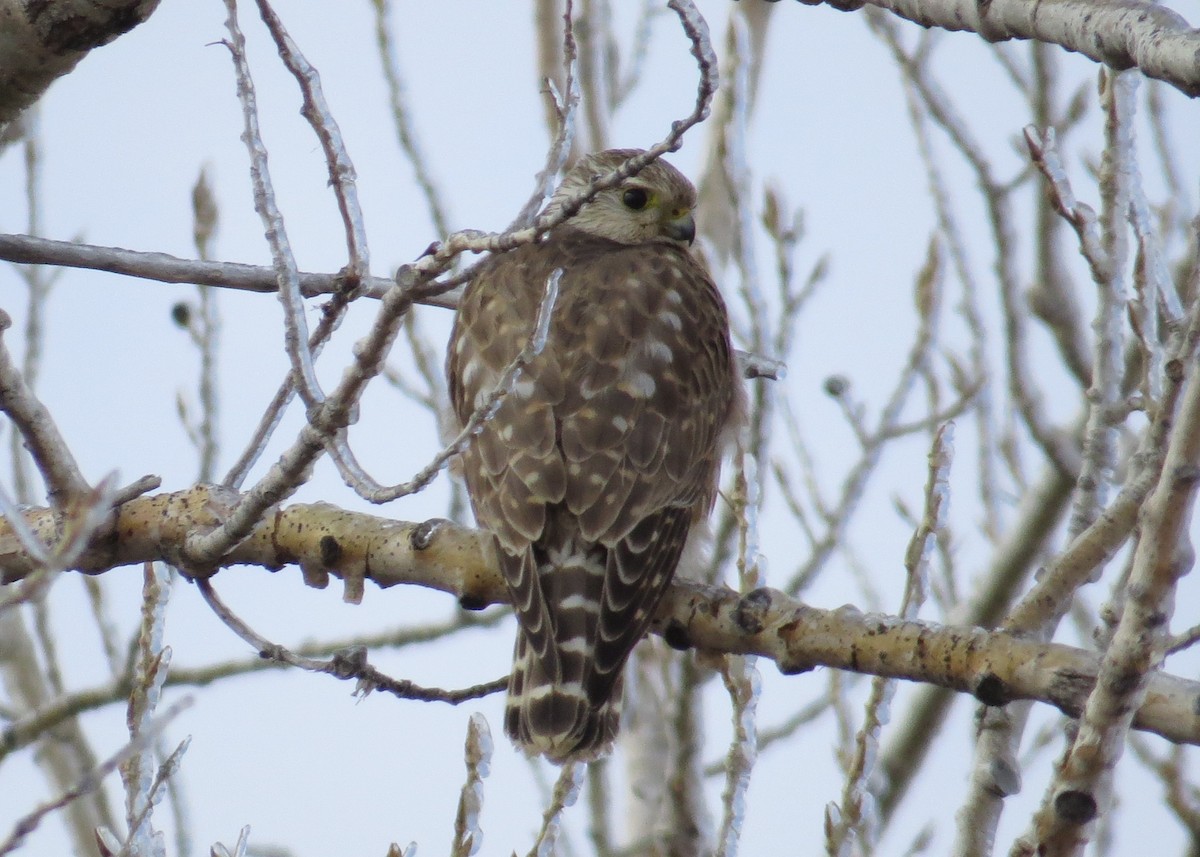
left=622, top=188, right=649, bottom=210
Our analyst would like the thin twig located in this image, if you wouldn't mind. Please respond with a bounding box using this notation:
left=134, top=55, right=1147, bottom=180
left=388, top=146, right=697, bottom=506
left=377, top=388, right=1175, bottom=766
left=0, top=309, right=88, bottom=504
left=325, top=270, right=560, bottom=504
left=370, top=0, right=452, bottom=239
left=871, top=9, right=1080, bottom=482
left=1066, top=70, right=1135, bottom=540
left=220, top=0, right=323, bottom=408
left=450, top=713, right=493, bottom=857
left=785, top=236, right=947, bottom=595
left=526, top=763, right=584, bottom=857
left=220, top=297, right=351, bottom=489
left=0, top=608, right=507, bottom=763
left=194, top=578, right=507, bottom=704
left=0, top=698, right=192, bottom=856
left=119, top=563, right=173, bottom=854
left=0, top=234, right=412, bottom=303
left=509, top=0, right=581, bottom=231
left=188, top=167, right=221, bottom=483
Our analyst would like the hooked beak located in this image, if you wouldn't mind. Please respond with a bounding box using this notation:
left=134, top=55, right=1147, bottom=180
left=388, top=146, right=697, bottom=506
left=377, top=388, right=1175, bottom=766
left=663, top=210, right=696, bottom=245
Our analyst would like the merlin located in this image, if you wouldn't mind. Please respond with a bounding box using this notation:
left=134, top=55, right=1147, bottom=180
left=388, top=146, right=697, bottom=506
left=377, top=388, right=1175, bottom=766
left=447, top=149, right=739, bottom=762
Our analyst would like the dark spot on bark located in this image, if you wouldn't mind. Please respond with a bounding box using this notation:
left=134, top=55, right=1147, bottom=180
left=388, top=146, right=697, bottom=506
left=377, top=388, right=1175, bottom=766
left=1176, top=464, right=1200, bottom=485
left=1053, top=669, right=1096, bottom=705
left=258, top=643, right=285, bottom=661
left=411, top=518, right=447, bottom=550
left=735, top=588, right=772, bottom=634
left=973, top=672, right=1011, bottom=707
left=776, top=656, right=812, bottom=676
left=1054, top=790, right=1097, bottom=824
left=663, top=620, right=692, bottom=651
left=1108, top=669, right=1142, bottom=697
left=319, top=535, right=343, bottom=566
left=459, top=594, right=488, bottom=612
left=35, top=3, right=150, bottom=53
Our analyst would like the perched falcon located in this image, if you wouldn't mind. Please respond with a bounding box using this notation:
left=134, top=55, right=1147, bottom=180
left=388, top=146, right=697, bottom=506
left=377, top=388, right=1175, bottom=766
left=447, top=149, right=739, bottom=762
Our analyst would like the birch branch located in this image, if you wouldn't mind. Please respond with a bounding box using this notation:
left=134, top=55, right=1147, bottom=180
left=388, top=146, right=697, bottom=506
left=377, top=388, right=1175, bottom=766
left=813, top=0, right=1200, bottom=98
left=1, top=488, right=1199, bottom=745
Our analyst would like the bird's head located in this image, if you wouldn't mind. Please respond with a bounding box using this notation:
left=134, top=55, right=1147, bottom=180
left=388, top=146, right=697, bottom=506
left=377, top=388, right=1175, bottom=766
left=547, top=149, right=697, bottom=247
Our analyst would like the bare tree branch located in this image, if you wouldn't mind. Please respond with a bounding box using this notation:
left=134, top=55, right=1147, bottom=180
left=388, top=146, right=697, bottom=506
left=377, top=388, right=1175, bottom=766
left=0, top=309, right=88, bottom=504
left=0, top=0, right=162, bottom=133
left=2, top=491, right=1200, bottom=747
left=811, top=0, right=1200, bottom=98
left=221, top=0, right=324, bottom=408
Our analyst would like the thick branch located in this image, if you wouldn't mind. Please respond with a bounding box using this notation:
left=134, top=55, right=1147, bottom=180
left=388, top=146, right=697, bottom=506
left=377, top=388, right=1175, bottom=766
left=0, top=0, right=161, bottom=131
left=812, top=0, right=1200, bottom=98
left=1, top=487, right=1198, bottom=745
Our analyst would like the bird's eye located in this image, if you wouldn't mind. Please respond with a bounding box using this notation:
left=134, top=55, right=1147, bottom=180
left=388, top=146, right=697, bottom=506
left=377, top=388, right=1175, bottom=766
left=622, top=188, right=650, bottom=210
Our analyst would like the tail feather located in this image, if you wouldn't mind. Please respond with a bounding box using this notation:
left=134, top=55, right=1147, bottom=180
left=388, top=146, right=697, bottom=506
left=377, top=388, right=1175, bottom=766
left=499, top=509, right=687, bottom=763
left=505, top=630, right=621, bottom=763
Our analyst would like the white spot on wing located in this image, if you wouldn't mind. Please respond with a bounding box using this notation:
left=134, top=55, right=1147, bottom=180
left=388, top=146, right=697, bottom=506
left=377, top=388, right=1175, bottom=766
left=580, top=376, right=604, bottom=399
left=659, top=311, right=683, bottom=331
left=644, top=339, right=673, bottom=362
left=621, top=371, right=656, bottom=398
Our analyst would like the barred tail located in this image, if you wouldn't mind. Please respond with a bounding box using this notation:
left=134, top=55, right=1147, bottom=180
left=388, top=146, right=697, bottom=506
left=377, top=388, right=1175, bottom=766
left=504, top=629, right=622, bottom=764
